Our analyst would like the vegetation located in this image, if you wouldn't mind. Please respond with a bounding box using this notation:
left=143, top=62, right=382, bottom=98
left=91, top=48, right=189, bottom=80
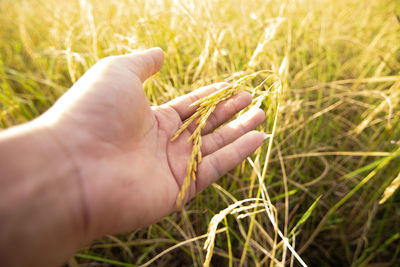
left=1, top=0, right=400, bottom=266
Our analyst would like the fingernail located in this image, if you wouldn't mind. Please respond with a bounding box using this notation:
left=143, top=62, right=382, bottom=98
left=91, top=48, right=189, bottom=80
left=147, top=47, right=163, bottom=53
left=262, top=132, right=271, bottom=140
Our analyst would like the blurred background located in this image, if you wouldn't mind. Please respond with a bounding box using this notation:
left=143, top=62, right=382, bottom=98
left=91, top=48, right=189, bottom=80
left=1, top=0, right=399, bottom=266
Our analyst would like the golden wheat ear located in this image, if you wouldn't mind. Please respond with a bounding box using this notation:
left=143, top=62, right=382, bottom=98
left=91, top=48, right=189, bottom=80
left=171, top=70, right=281, bottom=208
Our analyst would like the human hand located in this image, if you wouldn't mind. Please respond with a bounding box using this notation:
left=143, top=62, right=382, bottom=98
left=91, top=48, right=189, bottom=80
left=40, top=48, right=266, bottom=241
left=0, top=48, right=266, bottom=266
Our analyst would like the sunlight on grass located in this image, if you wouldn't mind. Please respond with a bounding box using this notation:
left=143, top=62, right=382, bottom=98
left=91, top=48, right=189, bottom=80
left=1, top=0, right=400, bottom=266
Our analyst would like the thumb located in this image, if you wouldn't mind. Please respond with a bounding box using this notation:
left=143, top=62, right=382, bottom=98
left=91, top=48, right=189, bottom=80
left=122, top=47, right=164, bottom=83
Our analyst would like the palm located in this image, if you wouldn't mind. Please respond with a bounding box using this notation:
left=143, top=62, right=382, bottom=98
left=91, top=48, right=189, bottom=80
left=47, top=48, right=266, bottom=238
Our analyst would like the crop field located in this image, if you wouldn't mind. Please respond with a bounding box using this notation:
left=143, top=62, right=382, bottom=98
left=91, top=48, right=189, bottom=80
left=1, top=0, right=400, bottom=266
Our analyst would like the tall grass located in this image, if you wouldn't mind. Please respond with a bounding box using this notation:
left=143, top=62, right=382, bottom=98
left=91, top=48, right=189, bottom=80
left=1, top=0, right=400, bottom=265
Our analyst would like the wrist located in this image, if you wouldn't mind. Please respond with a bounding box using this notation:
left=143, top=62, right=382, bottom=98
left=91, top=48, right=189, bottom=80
left=0, top=120, right=87, bottom=266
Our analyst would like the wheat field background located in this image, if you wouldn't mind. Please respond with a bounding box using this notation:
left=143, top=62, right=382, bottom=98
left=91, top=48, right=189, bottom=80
left=1, top=0, right=400, bottom=266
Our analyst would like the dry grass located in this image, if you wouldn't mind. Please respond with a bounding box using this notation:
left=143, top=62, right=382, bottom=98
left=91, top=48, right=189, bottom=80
left=380, top=171, right=400, bottom=204
left=1, top=0, right=400, bottom=266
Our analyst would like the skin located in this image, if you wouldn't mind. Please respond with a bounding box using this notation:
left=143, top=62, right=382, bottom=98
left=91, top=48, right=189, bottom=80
left=0, top=48, right=266, bottom=266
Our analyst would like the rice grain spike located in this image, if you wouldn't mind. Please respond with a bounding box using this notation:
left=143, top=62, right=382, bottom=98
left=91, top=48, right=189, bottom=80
left=172, top=70, right=278, bottom=208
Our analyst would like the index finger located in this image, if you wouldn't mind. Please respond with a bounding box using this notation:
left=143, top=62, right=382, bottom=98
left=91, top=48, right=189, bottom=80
left=166, top=82, right=229, bottom=120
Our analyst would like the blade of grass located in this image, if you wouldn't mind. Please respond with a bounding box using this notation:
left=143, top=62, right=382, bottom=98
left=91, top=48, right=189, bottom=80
left=289, top=195, right=322, bottom=236
left=74, top=253, right=137, bottom=267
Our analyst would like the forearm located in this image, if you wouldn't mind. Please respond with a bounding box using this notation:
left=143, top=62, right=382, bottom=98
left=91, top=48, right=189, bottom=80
left=0, top=121, right=85, bottom=266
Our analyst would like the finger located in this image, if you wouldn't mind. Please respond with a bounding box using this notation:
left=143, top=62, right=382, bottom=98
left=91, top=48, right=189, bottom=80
left=187, top=91, right=252, bottom=135
left=196, top=130, right=265, bottom=193
left=119, top=47, right=164, bottom=83
left=166, top=82, right=229, bottom=120
left=201, top=107, right=265, bottom=156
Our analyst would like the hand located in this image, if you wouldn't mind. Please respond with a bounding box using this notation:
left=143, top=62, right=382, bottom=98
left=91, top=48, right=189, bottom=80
left=0, top=48, right=266, bottom=266
left=42, top=48, right=266, bottom=238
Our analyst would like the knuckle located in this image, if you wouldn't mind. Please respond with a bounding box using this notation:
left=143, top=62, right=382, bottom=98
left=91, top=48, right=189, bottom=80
left=233, top=146, right=244, bottom=162
left=206, top=112, right=218, bottom=131
left=237, top=121, right=247, bottom=135
left=210, top=154, right=223, bottom=178
left=213, top=130, right=226, bottom=148
left=187, top=93, right=198, bottom=105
